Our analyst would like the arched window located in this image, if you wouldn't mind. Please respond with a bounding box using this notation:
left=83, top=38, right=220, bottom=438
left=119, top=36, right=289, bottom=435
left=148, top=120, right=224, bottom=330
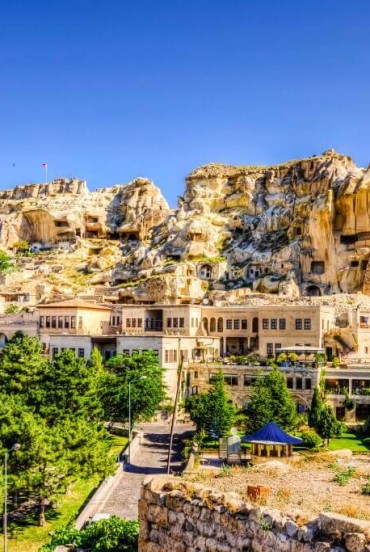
left=252, top=317, right=259, bottom=333
left=217, top=317, right=223, bottom=332
left=210, top=318, right=216, bottom=332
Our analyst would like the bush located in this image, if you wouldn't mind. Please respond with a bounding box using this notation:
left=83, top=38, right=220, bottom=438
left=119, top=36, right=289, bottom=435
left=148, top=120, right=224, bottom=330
left=41, top=516, right=139, bottom=551
left=361, top=481, right=370, bottom=495
left=301, top=431, right=322, bottom=449
left=333, top=467, right=356, bottom=486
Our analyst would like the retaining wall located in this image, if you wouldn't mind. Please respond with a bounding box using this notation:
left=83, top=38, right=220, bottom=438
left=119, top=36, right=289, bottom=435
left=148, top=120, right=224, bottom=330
left=139, top=475, right=370, bottom=552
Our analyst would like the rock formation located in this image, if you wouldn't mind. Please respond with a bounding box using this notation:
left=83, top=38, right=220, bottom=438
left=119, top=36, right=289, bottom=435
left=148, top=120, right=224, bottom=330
left=2, top=149, right=370, bottom=305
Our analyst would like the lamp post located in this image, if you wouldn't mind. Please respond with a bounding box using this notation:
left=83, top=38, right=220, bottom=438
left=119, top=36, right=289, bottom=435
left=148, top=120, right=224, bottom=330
left=4, top=444, right=21, bottom=552
left=128, top=376, right=147, bottom=464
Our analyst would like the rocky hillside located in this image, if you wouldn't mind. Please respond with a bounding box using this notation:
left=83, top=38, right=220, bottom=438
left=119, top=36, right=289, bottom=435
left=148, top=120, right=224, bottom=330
left=1, top=149, right=370, bottom=306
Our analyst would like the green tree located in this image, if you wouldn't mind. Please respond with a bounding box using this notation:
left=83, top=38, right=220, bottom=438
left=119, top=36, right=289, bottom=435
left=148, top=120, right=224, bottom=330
left=317, top=404, right=337, bottom=445
left=308, top=386, right=324, bottom=430
left=203, top=371, right=236, bottom=437
left=101, top=350, right=167, bottom=423
left=89, top=346, right=105, bottom=375
left=0, top=335, right=50, bottom=406
left=185, top=370, right=236, bottom=438
left=246, top=367, right=297, bottom=432
left=0, top=250, right=13, bottom=272
left=40, top=349, right=102, bottom=423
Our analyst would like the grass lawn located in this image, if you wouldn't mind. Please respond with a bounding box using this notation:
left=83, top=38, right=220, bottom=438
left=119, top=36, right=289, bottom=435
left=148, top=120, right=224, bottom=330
left=1, top=435, right=128, bottom=552
left=327, top=431, right=370, bottom=452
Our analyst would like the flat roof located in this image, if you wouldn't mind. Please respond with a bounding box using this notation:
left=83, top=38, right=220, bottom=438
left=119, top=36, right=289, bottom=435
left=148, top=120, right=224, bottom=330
left=37, top=299, right=111, bottom=310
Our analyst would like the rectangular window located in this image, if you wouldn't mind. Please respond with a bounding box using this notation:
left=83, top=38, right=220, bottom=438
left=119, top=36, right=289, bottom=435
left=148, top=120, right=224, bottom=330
left=40, top=316, right=44, bottom=328
left=271, top=318, right=277, bottom=330
left=275, top=343, right=281, bottom=351
left=296, top=377, right=303, bottom=390
left=365, top=347, right=369, bottom=354
left=71, top=316, right=76, bottom=329
left=58, top=316, right=63, bottom=329
left=194, top=371, right=198, bottom=379
left=173, top=318, right=178, bottom=328
left=224, top=374, right=239, bottom=386
left=126, top=318, right=131, bottom=328
left=51, top=316, right=57, bottom=328
left=132, top=318, right=136, bottom=328
left=295, top=319, right=303, bottom=330
left=305, top=378, right=312, bottom=390
left=287, top=377, right=293, bottom=389
left=234, top=320, right=240, bottom=330
left=279, top=319, right=286, bottom=330
left=117, top=316, right=121, bottom=325
left=241, top=319, right=247, bottom=330
left=244, top=376, right=257, bottom=387
left=263, top=319, right=269, bottom=330
left=79, top=316, right=83, bottom=329
left=167, top=318, right=172, bottom=328
left=179, top=318, right=185, bottom=328
left=174, top=349, right=178, bottom=363
left=46, top=316, right=51, bottom=328
left=266, top=343, right=274, bottom=356
left=122, top=349, right=130, bottom=355
left=64, top=316, right=69, bottom=329
left=52, top=347, right=58, bottom=358
left=78, top=348, right=85, bottom=357
left=138, top=318, right=143, bottom=328
left=304, top=318, right=312, bottom=330
left=226, top=319, right=232, bottom=330
left=165, top=350, right=169, bottom=363
left=112, top=316, right=116, bottom=326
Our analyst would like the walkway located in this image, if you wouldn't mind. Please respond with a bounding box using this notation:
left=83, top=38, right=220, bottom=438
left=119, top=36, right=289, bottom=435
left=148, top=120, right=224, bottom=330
left=98, top=423, right=193, bottom=520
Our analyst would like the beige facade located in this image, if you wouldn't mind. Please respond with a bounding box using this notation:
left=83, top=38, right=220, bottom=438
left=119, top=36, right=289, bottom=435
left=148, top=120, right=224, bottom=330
left=37, top=299, right=111, bottom=337
left=0, top=298, right=369, bottom=420
left=186, top=363, right=319, bottom=410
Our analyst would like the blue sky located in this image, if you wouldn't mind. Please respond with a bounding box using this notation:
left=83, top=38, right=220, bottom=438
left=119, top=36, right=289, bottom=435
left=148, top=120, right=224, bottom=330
left=1, top=0, right=370, bottom=206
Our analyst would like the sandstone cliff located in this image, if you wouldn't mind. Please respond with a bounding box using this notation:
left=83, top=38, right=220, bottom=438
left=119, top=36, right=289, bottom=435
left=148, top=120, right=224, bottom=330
left=1, top=149, right=370, bottom=305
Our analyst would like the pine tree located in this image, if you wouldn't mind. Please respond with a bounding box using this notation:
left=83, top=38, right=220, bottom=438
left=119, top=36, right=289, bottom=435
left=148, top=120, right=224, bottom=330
left=204, top=371, right=236, bottom=438
left=40, top=349, right=102, bottom=423
left=247, top=366, right=297, bottom=432
left=185, top=370, right=236, bottom=437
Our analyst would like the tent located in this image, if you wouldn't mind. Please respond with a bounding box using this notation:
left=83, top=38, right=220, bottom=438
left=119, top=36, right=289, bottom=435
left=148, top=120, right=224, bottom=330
left=243, top=422, right=302, bottom=457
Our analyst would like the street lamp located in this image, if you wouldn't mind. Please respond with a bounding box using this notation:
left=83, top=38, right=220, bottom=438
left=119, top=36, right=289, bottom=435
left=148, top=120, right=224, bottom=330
left=128, top=376, right=147, bottom=464
left=4, top=444, right=21, bottom=552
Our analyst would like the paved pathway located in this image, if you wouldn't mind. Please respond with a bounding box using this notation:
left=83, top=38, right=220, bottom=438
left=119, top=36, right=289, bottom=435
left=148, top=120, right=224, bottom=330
left=101, top=423, right=193, bottom=520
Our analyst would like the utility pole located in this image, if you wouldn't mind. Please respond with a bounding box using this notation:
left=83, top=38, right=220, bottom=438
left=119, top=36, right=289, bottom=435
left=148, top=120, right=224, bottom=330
left=166, top=351, right=184, bottom=474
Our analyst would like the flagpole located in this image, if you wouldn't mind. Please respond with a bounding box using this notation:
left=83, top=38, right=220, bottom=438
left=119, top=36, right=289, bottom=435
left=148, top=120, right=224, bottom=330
left=45, top=164, right=47, bottom=184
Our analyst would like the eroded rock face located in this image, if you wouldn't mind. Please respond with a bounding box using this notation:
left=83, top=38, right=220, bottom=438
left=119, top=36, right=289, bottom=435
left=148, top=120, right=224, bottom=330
left=2, top=149, right=370, bottom=304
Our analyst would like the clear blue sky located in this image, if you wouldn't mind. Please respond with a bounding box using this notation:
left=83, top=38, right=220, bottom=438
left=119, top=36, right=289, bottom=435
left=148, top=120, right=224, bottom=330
left=1, top=0, right=370, bottom=206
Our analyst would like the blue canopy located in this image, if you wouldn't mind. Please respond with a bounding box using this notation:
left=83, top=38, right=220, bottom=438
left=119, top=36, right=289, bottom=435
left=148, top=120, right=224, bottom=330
left=243, top=422, right=303, bottom=445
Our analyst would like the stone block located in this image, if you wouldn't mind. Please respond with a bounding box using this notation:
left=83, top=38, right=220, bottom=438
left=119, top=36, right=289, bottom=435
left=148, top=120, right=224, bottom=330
left=345, top=532, right=368, bottom=552
left=247, top=484, right=271, bottom=502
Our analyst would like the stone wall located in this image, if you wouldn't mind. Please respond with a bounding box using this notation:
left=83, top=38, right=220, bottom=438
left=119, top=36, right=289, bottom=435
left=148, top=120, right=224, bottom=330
left=139, top=476, right=370, bottom=552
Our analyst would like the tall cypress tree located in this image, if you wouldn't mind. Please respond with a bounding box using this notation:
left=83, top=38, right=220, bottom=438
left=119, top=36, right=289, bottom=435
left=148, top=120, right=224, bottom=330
left=308, top=386, right=324, bottom=430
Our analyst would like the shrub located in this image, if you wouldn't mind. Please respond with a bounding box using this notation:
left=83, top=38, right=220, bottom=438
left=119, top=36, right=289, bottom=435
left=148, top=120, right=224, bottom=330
left=41, top=516, right=139, bottom=551
left=301, top=431, right=322, bottom=449
left=361, top=481, right=370, bottom=495
left=333, top=467, right=356, bottom=486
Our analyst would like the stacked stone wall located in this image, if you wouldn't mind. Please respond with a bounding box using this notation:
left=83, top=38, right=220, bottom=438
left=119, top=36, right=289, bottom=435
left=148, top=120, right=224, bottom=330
left=139, top=476, right=370, bottom=552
